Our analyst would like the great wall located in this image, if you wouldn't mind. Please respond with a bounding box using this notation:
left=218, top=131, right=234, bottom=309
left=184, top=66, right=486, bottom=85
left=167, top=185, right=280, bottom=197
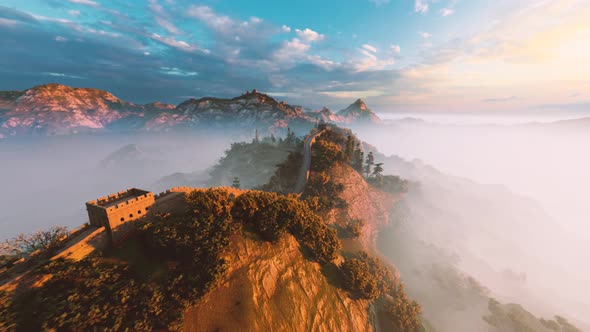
left=0, top=129, right=324, bottom=290
left=0, top=186, right=245, bottom=290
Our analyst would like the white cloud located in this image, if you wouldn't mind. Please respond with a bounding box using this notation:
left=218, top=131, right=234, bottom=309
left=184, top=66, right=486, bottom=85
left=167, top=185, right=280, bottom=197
left=67, top=0, right=99, bottom=7
left=390, top=44, right=401, bottom=54
left=419, top=31, right=432, bottom=39
left=295, top=28, right=325, bottom=43
left=33, top=15, right=72, bottom=24
left=281, top=25, right=291, bottom=33
left=250, top=17, right=262, bottom=24
left=55, top=36, right=68, bottom=42
left=150, top=33, right=209, bottom=53
left=155, top=16, right=180, bottom=34
left=160, top=67, right=198, bottom=77
left=362, top=44, right=378, bottom=53
left=440, top=8, right=455, bottom=17
left=68, top=10, right=81, bottom=16
left=149, top=0, right=180, bottom=35
left=187, top=6, right=233, bottom=33
left=0, top=18, right=18, bottom=27
left=43, top=72, right=85, bottom=79
left=273, top=38, right=310, bottom=62
left=415, top=0, right=429, bottom=14
left=352, top=44, right=396, bottom=72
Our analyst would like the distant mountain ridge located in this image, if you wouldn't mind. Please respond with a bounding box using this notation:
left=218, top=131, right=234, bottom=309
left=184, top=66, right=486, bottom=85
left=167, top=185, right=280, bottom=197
left=0, top=84, right=382, bottom=139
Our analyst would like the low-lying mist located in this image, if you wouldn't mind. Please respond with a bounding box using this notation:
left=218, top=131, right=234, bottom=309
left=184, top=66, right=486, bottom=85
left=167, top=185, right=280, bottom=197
left=0, top=131, right=240, bottom=239
left=355, top=115, right=590, bottom=329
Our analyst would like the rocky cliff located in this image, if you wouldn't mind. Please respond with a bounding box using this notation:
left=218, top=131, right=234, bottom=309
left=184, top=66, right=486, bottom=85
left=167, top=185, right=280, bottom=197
left=184, top=234, right=374, bottom=332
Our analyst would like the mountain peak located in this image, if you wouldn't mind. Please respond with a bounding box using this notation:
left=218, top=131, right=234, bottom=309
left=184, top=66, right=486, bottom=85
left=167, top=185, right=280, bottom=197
left=353, top=99, right=368, bottom=110
left=337, top=99, right=381, bottom=124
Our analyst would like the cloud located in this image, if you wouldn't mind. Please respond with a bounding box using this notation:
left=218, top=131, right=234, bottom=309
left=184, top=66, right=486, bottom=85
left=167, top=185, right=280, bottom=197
left=0, top=18, right=18, bottom=27
left=68, top=10, right=81, bottom=16
left=55, top=36, right=67, bottom=42
left=43, top=72, right=85, bottom=79
left=160, top=67, right=198, bottom=77
left=67, top=0, right=99, bottom=7
left=440, top=8, right=455, bottom=17
left=250, top=17, right=262, bottom=24
left=149, top=0, right=180, bottom=35
left=390, top=44, right=401, bottom=54
left=0, top=6, right=38, bottom=24
left=362, top=44, right=378, bottom=53
left=419, top=31, right=431, bottom=39
left=415, top=0, right=429, bottom=14
left=273, top=38, right=311, bottom=62
left=351, top=43, right=398, bottom=72
left=150, top=33, right=209, bottom=53
left=187, top=6, right=234, bottom=34
left=281, top=25, right=291, bottom=33
left=295, top=28, right=325, bottom=43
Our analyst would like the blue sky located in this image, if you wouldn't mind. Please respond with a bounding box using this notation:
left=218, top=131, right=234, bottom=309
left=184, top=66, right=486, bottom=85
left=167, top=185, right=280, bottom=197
left=1, top=0, right=589, bottom=112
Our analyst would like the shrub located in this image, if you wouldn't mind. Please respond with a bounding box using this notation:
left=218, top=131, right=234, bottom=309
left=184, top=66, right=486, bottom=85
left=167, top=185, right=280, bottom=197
left=367, top=175, right=409, bottom=194
left=311, top=140, right=347, bottom=172
left=233, top=192, right=341, bottom=262
left=384, top=283, right=422, bottom=332
left=341, top=252, right=396, bottom=300
left=303, top=172, right=346, bottom=212
left=231, top=191, right=278, bottom=222
left=343, top=219, right=365, bottom=238
left=0, top=226, right=69, bottom=264
left=186, top=188, right=235, bottom=221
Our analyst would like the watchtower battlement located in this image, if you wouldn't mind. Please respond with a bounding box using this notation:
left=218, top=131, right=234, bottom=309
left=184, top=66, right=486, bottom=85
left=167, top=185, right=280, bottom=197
left=86, top=188, right=155, bottom=244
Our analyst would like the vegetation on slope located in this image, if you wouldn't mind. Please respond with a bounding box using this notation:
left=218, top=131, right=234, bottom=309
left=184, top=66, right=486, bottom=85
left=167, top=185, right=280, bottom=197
left=208, top=129, right=302, bottom=189
left=1, top=126, right=421, bottom=331
left=0, top=188, right=343, bottom=330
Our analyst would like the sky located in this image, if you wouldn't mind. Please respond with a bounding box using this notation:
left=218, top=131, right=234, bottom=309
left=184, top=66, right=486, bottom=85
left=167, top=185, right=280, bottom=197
left=0, top=0, right=589, bottom=113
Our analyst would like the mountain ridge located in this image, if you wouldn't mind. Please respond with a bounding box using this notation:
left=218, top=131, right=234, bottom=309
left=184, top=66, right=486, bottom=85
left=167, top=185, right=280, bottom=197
left=0, top=84, right=382, bottom=139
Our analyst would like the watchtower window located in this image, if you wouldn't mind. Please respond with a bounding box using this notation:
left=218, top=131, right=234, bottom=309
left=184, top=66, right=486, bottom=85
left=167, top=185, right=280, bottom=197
left=120, top=217, right=125, bottom=222
left=137, top=210, right=142, bottom=214
left=145, top=207, right=150, bottom=211
left=129, top=214, right=133, bottom=218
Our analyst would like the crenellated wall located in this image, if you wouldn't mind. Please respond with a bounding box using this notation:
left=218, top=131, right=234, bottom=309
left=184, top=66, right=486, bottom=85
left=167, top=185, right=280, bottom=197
left=85, top=188, right=156, bottom=244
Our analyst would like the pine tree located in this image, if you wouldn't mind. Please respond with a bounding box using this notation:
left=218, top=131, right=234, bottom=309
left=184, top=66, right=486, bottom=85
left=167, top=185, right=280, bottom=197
left=352, top=142, right=364, bottom=174
left=232, top=177, right=241, bottom=189
left=365, top=152, right=375, bottom=177
left=372, top=163, right=384, bottom=177
left=345, top=135, right=355, bottom=161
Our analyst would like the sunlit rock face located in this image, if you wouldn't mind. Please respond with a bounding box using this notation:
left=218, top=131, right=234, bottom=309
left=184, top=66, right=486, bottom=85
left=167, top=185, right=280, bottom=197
left=337, top=99, right=382, bottom=124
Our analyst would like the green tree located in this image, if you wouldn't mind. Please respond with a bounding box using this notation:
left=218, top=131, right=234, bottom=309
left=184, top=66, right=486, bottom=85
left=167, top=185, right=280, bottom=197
left=365, top=152, right=374, bottom=177
left=232, top=177, right=241, bottom=189
left=345, top=135, right=355, bottom=161
left=352, top=142, right=364, bottom=174
left=372, top=163, right=384, bottom=177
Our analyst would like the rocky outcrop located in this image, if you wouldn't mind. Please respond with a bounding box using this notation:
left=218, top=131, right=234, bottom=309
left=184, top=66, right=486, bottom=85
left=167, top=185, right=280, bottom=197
left=337, top=99, right=382, bottom=124
left=305, top=107, right=344, bottom=123
left=328, top=164, right=396, bottom=251
left=184, top=234, right=374, bottom=332
left=0, top=84, right=174, bottom=138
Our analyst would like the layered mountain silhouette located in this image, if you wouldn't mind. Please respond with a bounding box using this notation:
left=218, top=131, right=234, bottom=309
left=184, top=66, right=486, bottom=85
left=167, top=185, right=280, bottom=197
left=0, top=84, right=381, bottom=139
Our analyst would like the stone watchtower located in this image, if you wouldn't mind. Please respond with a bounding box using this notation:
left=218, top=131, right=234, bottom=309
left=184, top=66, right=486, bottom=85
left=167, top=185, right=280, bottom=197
left=85, top=188, right=155, bottom=244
